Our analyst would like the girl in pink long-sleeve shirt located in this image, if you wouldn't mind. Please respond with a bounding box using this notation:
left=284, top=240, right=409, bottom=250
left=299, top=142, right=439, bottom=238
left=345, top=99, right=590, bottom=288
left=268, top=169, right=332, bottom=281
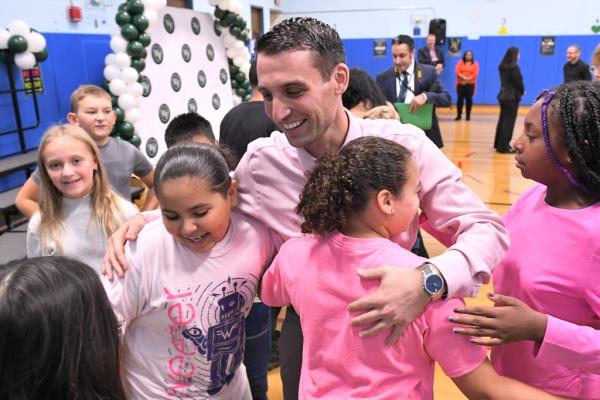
left=452, top=81, right=600, bottom=398
left=261, top=136, right=561, bottom=400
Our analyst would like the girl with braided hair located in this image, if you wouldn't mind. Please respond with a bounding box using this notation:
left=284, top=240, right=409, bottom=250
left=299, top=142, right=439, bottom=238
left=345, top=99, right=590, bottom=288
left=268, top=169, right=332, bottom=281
left=452, top=80, right=600, bottom=398
left=260, top=136, right=563, bottom=399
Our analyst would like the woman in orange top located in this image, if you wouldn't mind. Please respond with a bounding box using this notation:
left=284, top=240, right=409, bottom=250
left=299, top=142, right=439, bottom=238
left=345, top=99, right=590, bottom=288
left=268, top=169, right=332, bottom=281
left=455, top=50, right=479, bottom=120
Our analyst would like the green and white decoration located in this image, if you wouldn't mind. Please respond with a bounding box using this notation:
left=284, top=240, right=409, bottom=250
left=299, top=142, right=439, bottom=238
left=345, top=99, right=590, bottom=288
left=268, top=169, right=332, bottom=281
left=105, top=0, right=252, bottom=151
left=0, top=19, right=48, bottom=69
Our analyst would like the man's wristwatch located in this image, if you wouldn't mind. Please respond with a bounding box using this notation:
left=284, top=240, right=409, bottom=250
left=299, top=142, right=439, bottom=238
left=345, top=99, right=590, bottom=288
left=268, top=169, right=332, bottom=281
left=417, top=262, right=446, bottom=301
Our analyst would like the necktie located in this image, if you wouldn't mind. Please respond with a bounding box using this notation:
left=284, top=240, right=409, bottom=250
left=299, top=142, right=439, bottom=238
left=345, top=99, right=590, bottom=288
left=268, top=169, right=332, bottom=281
left=398, top=71, right=408, bottom=102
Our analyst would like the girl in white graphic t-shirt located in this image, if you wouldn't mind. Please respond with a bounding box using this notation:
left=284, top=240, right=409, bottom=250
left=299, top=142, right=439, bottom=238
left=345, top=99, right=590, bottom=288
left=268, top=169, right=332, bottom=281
left=107, top=144, right=275, bottom=400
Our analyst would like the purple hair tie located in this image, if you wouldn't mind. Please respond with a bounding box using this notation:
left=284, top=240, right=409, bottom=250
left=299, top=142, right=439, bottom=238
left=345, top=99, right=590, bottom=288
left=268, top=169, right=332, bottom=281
left=541, top=90, right=591, bottom=194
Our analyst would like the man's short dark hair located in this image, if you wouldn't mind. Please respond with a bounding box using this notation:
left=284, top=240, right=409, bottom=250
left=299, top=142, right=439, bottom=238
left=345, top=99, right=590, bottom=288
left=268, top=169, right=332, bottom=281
left=164, top=112, right=215, bottom=148
left=249, top=59, right=258, bottom=88
left=255, top=17, right=346, bottom=81
left=391, top=35, right=415, bottom=51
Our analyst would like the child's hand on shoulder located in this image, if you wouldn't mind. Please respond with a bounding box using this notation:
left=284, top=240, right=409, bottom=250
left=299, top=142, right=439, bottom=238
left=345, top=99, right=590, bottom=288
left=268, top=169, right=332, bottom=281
left=449, top=293, right=548, bottom=346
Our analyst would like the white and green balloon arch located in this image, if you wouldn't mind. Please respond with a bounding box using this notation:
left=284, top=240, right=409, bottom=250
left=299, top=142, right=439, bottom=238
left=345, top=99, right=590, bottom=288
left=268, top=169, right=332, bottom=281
left=103, top=0, right=252, bottom=154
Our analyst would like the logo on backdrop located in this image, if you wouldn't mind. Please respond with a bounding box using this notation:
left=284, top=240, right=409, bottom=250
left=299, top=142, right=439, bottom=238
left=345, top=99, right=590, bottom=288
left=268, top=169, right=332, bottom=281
left=171, top=72, right=182, bottom=92
left=188, top=98, right=198, bottom=113
left=191, top=17, right=201, bottom=35
left=164, top=14, right=175, bottom=34
left=159, top=103, right=171, bottom=123
left=146, top=137, right=159, bottom=158
left=206, top=44, right=215, bottom=61
left=151, top=44, right=163, bottom=64
left=197, top=70, right=207, bottom=88
left=182, top=44, right=192, bottom=62
left=219, top=68, right=228, bottom=84
left=212, top=94, right=221, bottom=110
left=140, top=75, right=151, bottom=97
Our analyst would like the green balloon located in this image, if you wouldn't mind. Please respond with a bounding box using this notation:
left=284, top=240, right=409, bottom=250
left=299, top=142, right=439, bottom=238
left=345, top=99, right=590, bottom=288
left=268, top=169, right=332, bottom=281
left=229, top=26, right=241, bottom=37
left=110, top=125, right=119, bottom=137
left=241, top=80, right=251, bottom=90
left=235, top=87, right=247, bottom=97
left=111, top=95, right=119, bottom=107
left=129, top=134, right=142, bottom=147
left=132, top=14, right=149, bottom=32
left=127, top=0, right=144, bottom=15
left=231, top=79, right=239, bottom=89
left=115, top=10, right=132, bottom=26
left=114, top=107, right=125, bottom=123
left=8, top=35, right=28, bottom=53
left=234, top=71, right=246, bottom=83
left=101, top=80, right=110, bottom=92
left=126, top=41, right=144, bottom=58
left=118, top=2, right=128, bottom=12
left=214, top=7, right=227, bottom=19
left=240, top=32, right=249, bottom=45
left=234, top=16, right=246, bottom=29
left=120, top=23, right=139, bottom=41
left=118, top=121, right=135, bottom=139
left=34, top=48, right=48, bottom=62
left=229, top=64, right=239, bottom=75
left=243, top=93, right=253, bottom=102
left=131, top=57, right=146, bottom=72
left=138, top=32, right=151, bottom=47
left=219, top=13, right=235, bottom=27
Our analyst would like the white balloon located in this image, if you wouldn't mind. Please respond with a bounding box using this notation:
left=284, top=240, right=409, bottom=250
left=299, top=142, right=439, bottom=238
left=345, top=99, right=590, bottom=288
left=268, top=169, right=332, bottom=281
left=14, top=52, right=36, bottom=69
left=121, top=67, right=139, bottom=83
left=208, top=0, right=219, bottom=6
left=110, top=35, right=128, bottom=53
left=142, top=0, right=156, bottom=10
left=105, top=53, right=116, bottom=66
left=103, top=65, right=121, bottom=81
left=233, top=40, right=245, bottom=51
left=0, top=30, right=10, bottom=50
left=118, top=94, right=138, bottom=111
left=240, top=62, right=251, bottom=78
left=232, top=94, right=242, bottom=106
left=144, top=9, right=158, bottom=26
left=26, top=31, right=46, bottom=53
left=233, top=56, right=244, bottom=67
left=226, top=48, right=236, bottom=59
left=124, top=108, right=141, bottom=124
left=219, top=0, right=232, bottom=11
left=114, top=52, right=131, bottom=69
left=230, top=0, right=243, bottom=15
left=8, top=20, right=30, bottom=36
left=222, top=32, right=237, bottom=48
left=128, top=82, right=144, bottom=97
left=109, top=79, right=128, bottom=96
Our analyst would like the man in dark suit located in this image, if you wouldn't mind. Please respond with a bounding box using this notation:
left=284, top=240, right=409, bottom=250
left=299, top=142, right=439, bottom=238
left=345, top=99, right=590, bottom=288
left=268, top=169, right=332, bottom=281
left=376, top=34, right=451, bottom=148
left=417, top=34, right=445, bottom=76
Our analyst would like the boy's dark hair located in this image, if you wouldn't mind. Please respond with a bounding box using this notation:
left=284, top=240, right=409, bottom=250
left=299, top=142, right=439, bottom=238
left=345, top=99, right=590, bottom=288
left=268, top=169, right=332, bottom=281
left=154, top=143, right=232, bottom=198
left=548, top=81, right=600, bottom=197
left=255, top=17, right=346, bottom=81
left=297, top=136, right=412, bottom=234
left=0, top=257, right=126, bottom=400
left=164, top=112, right=216, bottom=148
left=342, top=68, right=387, bottom=110
left=391, top=34, right=415, bottom=51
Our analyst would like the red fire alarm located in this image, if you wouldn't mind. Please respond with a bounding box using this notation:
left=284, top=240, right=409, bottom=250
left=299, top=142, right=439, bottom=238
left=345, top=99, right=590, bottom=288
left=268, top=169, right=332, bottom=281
left=68, top=5, right=82, bottom=22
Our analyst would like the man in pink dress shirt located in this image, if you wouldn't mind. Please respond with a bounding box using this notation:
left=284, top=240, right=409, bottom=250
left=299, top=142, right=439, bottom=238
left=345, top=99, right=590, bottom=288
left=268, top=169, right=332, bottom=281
left=103, top=17, right=508, bottom=400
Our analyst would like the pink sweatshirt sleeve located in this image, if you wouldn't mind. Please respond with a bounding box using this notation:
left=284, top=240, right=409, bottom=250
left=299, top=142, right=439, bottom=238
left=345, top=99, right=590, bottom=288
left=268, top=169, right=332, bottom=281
left=412, top=134, right=509, bottom=298
left=535, top=243, right=600, bottom=373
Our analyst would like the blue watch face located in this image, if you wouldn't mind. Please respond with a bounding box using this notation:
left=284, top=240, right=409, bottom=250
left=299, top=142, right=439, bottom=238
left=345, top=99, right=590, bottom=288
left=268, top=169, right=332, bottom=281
left=425, top=275, right=444, bottom=293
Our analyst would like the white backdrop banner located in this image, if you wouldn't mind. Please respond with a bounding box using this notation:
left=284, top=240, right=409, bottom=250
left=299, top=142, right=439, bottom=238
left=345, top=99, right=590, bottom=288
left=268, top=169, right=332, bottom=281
left=138, top=6, right=233, bottom=162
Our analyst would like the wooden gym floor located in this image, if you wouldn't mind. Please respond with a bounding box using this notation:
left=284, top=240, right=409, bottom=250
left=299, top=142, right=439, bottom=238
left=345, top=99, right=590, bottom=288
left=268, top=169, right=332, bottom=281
left=266, top=104, right=535, bottom=399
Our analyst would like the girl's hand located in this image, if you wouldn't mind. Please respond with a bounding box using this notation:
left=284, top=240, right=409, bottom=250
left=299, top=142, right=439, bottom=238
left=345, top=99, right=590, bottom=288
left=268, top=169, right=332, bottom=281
left=450, top=292, right=548, bottom=346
